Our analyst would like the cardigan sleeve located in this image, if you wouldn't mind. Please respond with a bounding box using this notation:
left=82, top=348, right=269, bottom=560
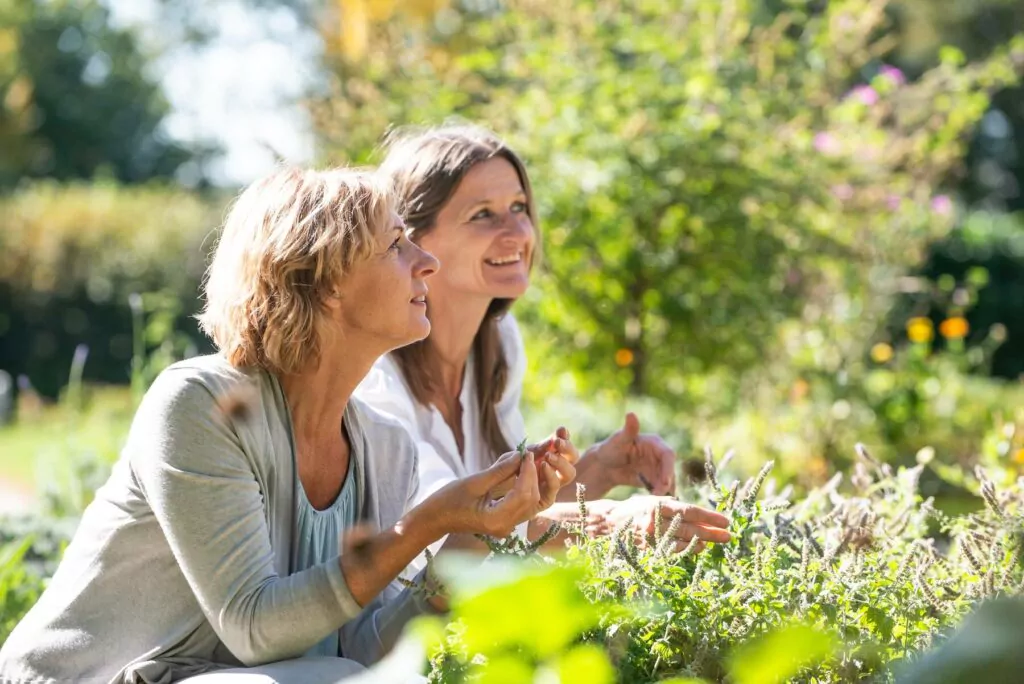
left=129, top=368, right=364, bottom=667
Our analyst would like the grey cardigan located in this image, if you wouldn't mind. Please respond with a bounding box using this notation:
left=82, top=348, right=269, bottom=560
left=0, top=355, right=433, bottom=684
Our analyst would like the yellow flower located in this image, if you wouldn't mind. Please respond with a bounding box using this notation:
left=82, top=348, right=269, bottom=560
left=615, top=348, right=634, bottom=367
left=906, top=317, right=934, bottom=344
left=939, top=316, right=969, bottom=340
left=1013, top=448, right=1024, bottom=466
left=870, top=343, right=894, bottom=363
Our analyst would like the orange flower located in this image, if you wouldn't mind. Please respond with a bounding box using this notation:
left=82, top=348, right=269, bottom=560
left=791, top=378, right=810, bottom=402
left=870, top=343, right=894, bottom=363
left=1013, top=448, right=1024, bottom=466
left=615, top=348, right=634, bottom=367
left=906, top=317, right=934, bottom=344
left=939, top=316, right=969, bottom=340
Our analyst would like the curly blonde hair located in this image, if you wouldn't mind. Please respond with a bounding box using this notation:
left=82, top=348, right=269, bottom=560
left=198, top=167, right=395, bottom=375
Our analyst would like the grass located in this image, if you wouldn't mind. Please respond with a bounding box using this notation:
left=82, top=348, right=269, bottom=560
left=0, top=386, right=133, bottom=494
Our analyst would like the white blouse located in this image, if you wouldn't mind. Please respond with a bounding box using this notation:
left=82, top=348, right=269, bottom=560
left=353, top=313, right=529, bottom=570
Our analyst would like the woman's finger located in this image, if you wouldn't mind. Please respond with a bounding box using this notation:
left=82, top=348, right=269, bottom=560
left=555, top=437, right=581, bottom=465
left=474, top=449, right=528, bottom=492
left=680, top=522, right=732, bottom=544
left=510, top=452, right=540, bottom=506
left=657, top=448, right=676, bottom=495
left=545, top=453, right=577, bottom=486
left=660, top=500, right=730, bottom=529
left=636, top=446, right=673, bottom=495
left=672, top=538, right=707, bottom=554
left=538, top=462, right=561, bottom=507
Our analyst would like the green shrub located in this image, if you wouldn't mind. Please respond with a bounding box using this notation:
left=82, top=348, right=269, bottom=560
left=0, top=180, right=221, bottom=395
left=0, top=514, right=76, bottom=648
left=314, top=0, right=1024, bottom=404
left=421, top=445, right=1024, bottom=683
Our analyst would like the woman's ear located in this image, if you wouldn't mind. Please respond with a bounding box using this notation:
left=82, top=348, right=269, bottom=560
left=323, top=288, right=343, bottom=311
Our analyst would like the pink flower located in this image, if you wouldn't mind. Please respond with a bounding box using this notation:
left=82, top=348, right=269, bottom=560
left=931, top=195, right=953, bottom=216
left=831, top=184, right=855, bottom=201
left=879, top=65, right=905, bottom=86
left=813, top=132, right=840, bottom=155
left=848, top=85, right=879, bottom=106
left=887, top=194, right=902, bottom=210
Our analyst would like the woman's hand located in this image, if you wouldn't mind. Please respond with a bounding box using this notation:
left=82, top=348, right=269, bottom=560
left=528, top=426, right=580, bottom=470
left=490, top=427, right=578, bottom=500
left=574, top=412, right=676, bottom=498
left=585, top=496, right=731, bottom=552
left=417, top=448, right=565, bottom=539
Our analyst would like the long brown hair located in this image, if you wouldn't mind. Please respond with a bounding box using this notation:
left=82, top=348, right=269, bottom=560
left=378, top=123, right=540, bottom=460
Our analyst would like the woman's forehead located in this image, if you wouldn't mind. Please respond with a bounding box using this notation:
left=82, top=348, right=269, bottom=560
left=453, top=158, right=525, bottom=202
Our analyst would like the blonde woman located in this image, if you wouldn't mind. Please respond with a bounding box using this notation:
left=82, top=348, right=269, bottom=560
left=355, top=124, right=730, bottom=563
left=0, top=168, right=565, bottom=683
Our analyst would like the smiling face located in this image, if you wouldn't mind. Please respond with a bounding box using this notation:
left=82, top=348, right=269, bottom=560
left=417, top=157, right=536, bottom=304
left=328, top=211, right=440, bottom=353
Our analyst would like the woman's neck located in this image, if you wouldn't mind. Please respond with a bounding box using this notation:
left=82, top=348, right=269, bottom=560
left=278, top=334, right=379, bottom=441
left=426, top=292, right=492, bottom=401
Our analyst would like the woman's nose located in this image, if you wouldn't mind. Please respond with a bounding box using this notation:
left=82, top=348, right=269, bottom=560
left=416, top=244, right=440, bottom=278
left=501, top=212, right=534, bottom=240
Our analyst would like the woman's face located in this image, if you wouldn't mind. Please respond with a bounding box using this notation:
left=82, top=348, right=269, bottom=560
left=331, top=211, right=440, bottom=351
left=418, top=157, right=535, bottom=304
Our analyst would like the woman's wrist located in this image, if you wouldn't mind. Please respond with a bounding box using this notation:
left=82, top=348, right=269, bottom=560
left=396, top=504, right=446, bottom=549
left=570, top=444, right=613, bottom=499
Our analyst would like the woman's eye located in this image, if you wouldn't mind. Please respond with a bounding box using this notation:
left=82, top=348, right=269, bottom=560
left=388, top=236, right=402, bottom=252
left=470, top=208, right=493, bottom=221
left=511, top=201, right=527, bottom=213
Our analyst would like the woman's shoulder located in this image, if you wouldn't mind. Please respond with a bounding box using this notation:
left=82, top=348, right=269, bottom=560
left=138, top=354, right=266, bottom=418
left=354, top=354, right=420, bottom=426
left=128, top=354, right=280, bottom=460
left=349, top=396, right=414, bottom=447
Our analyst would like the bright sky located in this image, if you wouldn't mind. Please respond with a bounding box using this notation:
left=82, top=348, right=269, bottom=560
left=106, top=0, right=318, bottom=187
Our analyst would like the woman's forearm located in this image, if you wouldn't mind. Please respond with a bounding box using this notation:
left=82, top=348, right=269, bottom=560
left=558, top=445, right=612, bottom=501
left=339, top=505, right=443, bottom=607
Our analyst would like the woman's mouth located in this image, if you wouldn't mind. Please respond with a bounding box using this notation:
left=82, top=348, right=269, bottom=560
left=485, top=252, right=523, bottom=266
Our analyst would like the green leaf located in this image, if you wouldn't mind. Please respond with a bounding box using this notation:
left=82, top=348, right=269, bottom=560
left=438, top=556, right=605, bottom=659
left=939, top=45, right=966, bottom=66
left=476, top=654, right=535, bottom=683
left=728, top=623, right=840, bottom=684
left=557, top=644, right=615, bottom=684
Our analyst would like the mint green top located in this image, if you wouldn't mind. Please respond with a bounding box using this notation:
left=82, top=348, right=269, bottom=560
left=296, top=456, right=361, bottom=659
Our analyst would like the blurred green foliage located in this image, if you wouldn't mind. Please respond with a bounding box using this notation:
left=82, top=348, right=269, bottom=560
left=410, top=444, right=1024, bottom=683
left=313, top=0, right=1022, bottom=403
left=0, top=181, right=219, bottom=395
left=0, top=0, right=212, bottom=188
left=907, top=211, right=1024, bottom=380
left=305, top=0, right=1024, bottom=482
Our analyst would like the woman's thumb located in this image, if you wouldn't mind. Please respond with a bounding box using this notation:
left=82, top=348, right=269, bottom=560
left=479, top=449, right=528, bottom=487
left=624, top=412, right=641, bottom=439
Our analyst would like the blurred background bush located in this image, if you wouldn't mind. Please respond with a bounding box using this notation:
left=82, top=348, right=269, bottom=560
left=0, top=0, right=1022, bottom=513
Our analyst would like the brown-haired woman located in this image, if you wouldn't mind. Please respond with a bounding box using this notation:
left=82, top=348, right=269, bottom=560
left=0, top=167, right=566, bottom=683
left=355, top=124, right=730, bottom=566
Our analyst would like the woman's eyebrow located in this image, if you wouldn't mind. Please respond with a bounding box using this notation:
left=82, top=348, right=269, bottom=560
left=465, top=190, right=526, bottom=206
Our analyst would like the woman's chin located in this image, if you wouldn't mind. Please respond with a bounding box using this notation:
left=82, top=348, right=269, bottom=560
left=406, top=317, right=431, bottom=344
left=488, top=278, right=531, bottom=301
